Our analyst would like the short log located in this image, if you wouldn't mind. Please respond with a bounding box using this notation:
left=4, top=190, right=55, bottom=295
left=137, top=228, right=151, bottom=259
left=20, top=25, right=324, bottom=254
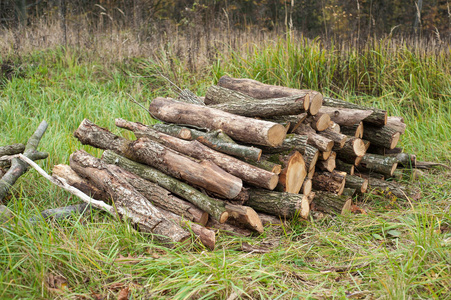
left=312, top=171, right=346, bottom=195
left=357, top=153, right=398, bottom=177
left=344, top=175, right=368, bottom=194
left=362, top=125, right=400, bottom=149
left=311, top=191, right=352, bottom=215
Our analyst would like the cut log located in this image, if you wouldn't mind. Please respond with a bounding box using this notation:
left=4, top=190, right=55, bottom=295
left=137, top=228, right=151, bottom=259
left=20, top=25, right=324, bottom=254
left=362, top=139, right=371, bottom=151
left=0, top=121, right=48, bottom=201
left=362, top=125, right=400, bottom=149
left=74, top=119, right=242, bottom=199
left=322, top=97, right=387, bottom=126
left=340, top=122, right=364, bottom=138
left=0, top=144, right=25, bottom=156
left=276, top=151, right=307, bottom=194
left=319, top=151, right=332, bottom=161
left=367, top=177, right=421, bottom=201
left=265, top=113, right=308, bottom=133
left=206, top=218, right=253, bottom=237
left=225, top=204, right=263, bottom=233
left=69, top=150, right=190, bottom=245
left=247, top=189, right=309, bottom=219
left=387, top=152, right=417, bottom=168
left=293, top=124, right=334, bottom=152
left=217, top=75, right=323, bottom=115
left=304, top=145, right=320, bottom=171
left=357, top=153, right=398, bottom=177
left=316, top=152, right=336, bottom=172
left=148, top=97, right=287, bottom=147
left=311, top=191, right=352, bottom=215
left=344, top=175, right=368, bottom=194
left=386, top=116, right=406, bottom=134
left=318, top=106, right=380, bottom=127
left=260, top=134, right=308, bottom=154
left=152, top=124, right=262, bottom=161
left=319, top=129, right=347, bottom=149
left=247, top=157, right=282, bottom=174
left=116, top=119, right=278, bottom=190
left=335, top=159, right=355, bottom=175
left=341, top=188, right=357, bottom=197
left=312, top=171, right=346, bottom=195
left=335, top=137, right=366, bottom=165
left=329, top=122, right=341, bottom=133
left=102, top=150, right=229, bottom=223
left=306, top=114, right=331, bottom=132
left=301, top=178, right=312, bottom=196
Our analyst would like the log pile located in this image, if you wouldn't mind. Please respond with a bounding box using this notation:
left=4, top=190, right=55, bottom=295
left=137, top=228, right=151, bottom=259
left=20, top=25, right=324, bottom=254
left=2, top=76, right=431, bottom=250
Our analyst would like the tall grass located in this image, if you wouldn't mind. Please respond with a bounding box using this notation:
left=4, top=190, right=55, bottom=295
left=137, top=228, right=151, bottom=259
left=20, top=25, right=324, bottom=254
left=0, top=24, right=450, bottom=299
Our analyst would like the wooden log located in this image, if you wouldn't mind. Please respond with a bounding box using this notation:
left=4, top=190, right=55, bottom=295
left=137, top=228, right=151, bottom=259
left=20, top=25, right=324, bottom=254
left=311, top=191, right=352, bottom=215
left=335, top=159, right=355, bottom=175
left=341, top=188, right=357, bottom=197
left=206, top=85, right=310, bottom=116
left=102, top=150, right=229, bottom=223
left=340, top=122, right=364, bottom=138
left=386, top=152, right=417, bottom=168
left=335, top=137, right=366, bottom=165
left=307, top=167, right=315, bottom=179
left=152, top=124, right=262, bottom=161
left=149, top=97, right=287, bottom=147
left=247, top=189, right=310, bottom=219
left=362, top=125, right=400, bottom=149
left=322, top=97, right=387, bottom=126
left=357, top=153, right=398, bottom=177
left=386, top=116, right=406, bottom=134
left=217, top=75, right=323, bottom=115
left=258, top=213, right=286, bottom=226
left=367, top=145, right=403, bottom=156
left=69, top=150, right=190, bottom=245
left=329, top=122, right=341, bottom=133
left=0, top=143, right=25, bottom=156
left=247, top=157, right=282, bottom=174
left=0, top=167, right=6, bottom=179
left=225, top=204, right=263, bottom=233
left=306, top=114, right=331, bottom=132
left=319, top=151, right=332, bottom=161
left=344, top=175, right=368, bottom=194
left=301, top=178, right=312, bottom=196
left=74, top=119, right=242, bottom=199
left=116, top=119, right=278, bottom=190
left=312, top=171, right=346, bottom=195
left=265, top=113, right=308, bottom=133
left=0, top=150, right=48, bottom=169
left=0, top=121, right=48, bottom=201
left=362, top=139, right=371, bottom=151
left=259, top=134, right=308, bottom=154
left=367, top=177, right=421, bottom=201
left=319, top=129, right=347, bottom=149
left=316, top=152, right=336, bottom=172
left=276, top=151, right=307, bottom=194
left=318, top=106, right=381, bottom=128
left=304, top=145, right=320, bottom=172
left=293, top=124, right=333, bottom=152
left=206, top=218, right=253, bottom=237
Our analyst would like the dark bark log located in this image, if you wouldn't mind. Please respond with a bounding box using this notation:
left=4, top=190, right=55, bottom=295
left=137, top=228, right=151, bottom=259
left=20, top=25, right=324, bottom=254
left=319, top=151, right=332, bottom=161
left=69, top=150, right=190, bottom=245
left=335, top=159, right=355, bottom=175
left=340, top=122, right=364, bottom=138
left=357, top=153, right=398, bottom=177
left=260, top=134, right=308, bottom=154
left=367, top=177, right=421, bottom=201
left=341, top=188, right=357, bottom=197
left=0, top=121, right=48, bottom=201
left=149, top=97, right=287, bottom=147
left=322, top=97, right=387, bottom=127
left=293, top=124, right=334, bottom=152
left=217, top=75, right=323, bottom=115
left=275, top=151, right=307, bottom=194
left=0, top=143, right=25, bottom=156
left=225, top=204, right=263, bottom=233
left=386, top=152, right=417, bottom=168
left=386, top=116, right=406, bottom=134
left=206, top=218, right=253, bottom=237
left=304, top=145, right=320, bottom=172
left=247, top=189, right=309, bottom=219
left=312, top=171, right=346, bottom=195
left=317, top=151, right=336, bottom=172
left=265, top=113, right=308, bottom=133
left=320, top=129, right=347, bottom=149
left=362, top=125, right=400, bottom=149
left=246, top=157, right=282, bottom=174
left=0, top=167, right=6, bottom=179
left=74, top=119, right=242, bottom=199
left=367, top=145, right=403, bottom=156
left=335, top=137, right=366, bottom=165
left=311, top=191, right=352, bottom=215
left=102, top=150, right=229, bottom=223
left=28, top=203, right=91, bottom=224
left=344, top=175, right=368, bottom=194
left=318, top=106, right=381, bottom=128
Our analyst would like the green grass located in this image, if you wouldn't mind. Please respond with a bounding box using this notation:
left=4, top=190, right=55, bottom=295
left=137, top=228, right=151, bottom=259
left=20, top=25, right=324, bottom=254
left=1, top=33, right=451, bottom=299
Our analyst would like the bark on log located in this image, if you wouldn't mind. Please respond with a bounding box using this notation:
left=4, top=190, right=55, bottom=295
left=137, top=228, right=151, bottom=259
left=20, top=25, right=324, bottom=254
left=318, top=106, right=381, bottom=127
left=341, top=188, right=357, bottom=197
left=259, top=134, right=308, bottom=154
left=335, top=137, right=366, bottom=165
left=387, top=152, right=417, bottom=168
left=367, top=177, right=421, bottom=201
left=265, top=113, right=308, bottom=133
left=206, top=218, right=253, bottom=237
left=276, top=151, right=307, bottom=194
left=357, top=153, right=398, bottom=177
left=322, top=97, right=387, bottom=126
left=0, top=121, right=48, bottom=201
left=0, top=151, right=48, bottom=169
left=386, top=116, right=406, bottom=134
left=116, top=119, right=278, bottom=190
left=319, top=129, right=347, bottom=149
left=247, top=189, right=309, bottom=219
left=246, top=158, right=282, bottom=174
left=258, top=212, right=286, bottom=226
left=311, top=191, right=352, bottom=215
left=340, top=122, right=364, bottom=138
left=293, top=124, right=334, bottom=152
left=304, top=145, right=320, bottom=172
left=69, top=150, right=191, bottom=244
left=0, top=144, right=25, bottom=156
left=225, top=204, right=264, bottom=233
left=149, top=97, right=287, bottom=147
left=335, top=159, right=355, bottom=175
left=312, top=171, right=346, bottom=195
left=316, top=152, right=336, bottom=172
left=305, top=114, right=331, bottom=132
left=102, top=150, right=229, bottom=223
left=217, top=75, right=323, bottom=115
left=74, top=119, right=242, bottom=199
left=367, top=145, right=403, bottom=156
left=344, top=175, right=368, bottom=194
left=362, top=125, right=400, bottom=149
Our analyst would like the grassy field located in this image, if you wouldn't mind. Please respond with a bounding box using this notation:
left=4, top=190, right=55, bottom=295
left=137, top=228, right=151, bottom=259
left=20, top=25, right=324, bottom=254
left=1, top=28, right=451, bottom=299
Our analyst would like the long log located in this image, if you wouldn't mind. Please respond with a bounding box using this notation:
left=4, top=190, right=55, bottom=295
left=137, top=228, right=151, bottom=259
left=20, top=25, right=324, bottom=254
left=149, top=97, right=287, bottom=147
left=265, top=113, right=308, bottom=133
left=247, top=189, right=310, bottom=219
left=322, top=97, right=387, bottom=126
left=357, top=153, right=398, bottom=177
left=74, top=119, right=242, bottom=199
left=68, top=150, right=191, bottom=245
left=318, top=106, right=379, bottom=127
left=102, top=150, right=229, bottom=223
left=293, top=124, right=333, bottom=152
left=367, top=177, right=421, bottom=201
left=344, top=175, right=368, bottom=194
left=153, top=124, right=262, bottom=161
left=312, top=171, right=346, bottom=195
left=116, top=119, right=278, bottom=190
left=217, top=75, right=323, bottom=115
left=311, top=191, right=352, bottom=215
left=362, top=125, right=400, bottom=149
left=0, top=144, right=25, bottom=156
left=0, top=121, right=48, bottom=201
left=275, top=151, right=307, bottom=194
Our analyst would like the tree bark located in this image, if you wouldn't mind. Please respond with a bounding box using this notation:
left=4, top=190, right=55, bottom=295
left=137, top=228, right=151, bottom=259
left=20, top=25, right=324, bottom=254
left=387, top=152, right=416, bottom=168
left=344, top=175, right=368, bottom=194
left=116, top=119, right=278, bottom=190
left=101, top=150, right=229, bottom=223
left=247, top=189, right=310, bottom=219
left=318, top=106, right=379, bottom=127
left=319, top=129, right=347, bottom=149
left=341, top=188, right=357, bottom=197
left=367, top=177, right=421, bottom=201
left=265, top=113, right=308, bottom=133
left=74, top=119, right=242, bottom=199
left=0, top=143, right=25, bottom=156
left=217, top=75, right=323, bottom=115
left=335, top=137, right=366, bottom=165
left=311, top=191, right=352, bottom=215
left=246, top=157, right=282, bottom=174
left=0, top=121, right=48, bottom=201
left=301, top=178, right=312, bottom=196
left=362, top=125, right=400, bottom=149
left=0, top=151, right=48, bottom=169
left=386, top=116, right=406, bottom=134
left=335, top=159, right=355, bottom=175
left=149, top=97, right=287, bottom=147
left=275, top=151, right=307, bottom=194
left=340, top=122, right=364, bottom=138
left=69, top=150, right=191, bottom=245
left=293, top=124, right=334, bottom=152
left=316, top=151, right=336, bottom=172
left=312, top=171, right=346, bottom=195
left=357, top=153, right=398, bottom=177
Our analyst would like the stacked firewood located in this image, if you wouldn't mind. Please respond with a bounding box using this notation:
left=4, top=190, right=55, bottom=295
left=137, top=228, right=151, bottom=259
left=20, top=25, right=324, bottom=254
left=51, top=76, right=423, bottom=250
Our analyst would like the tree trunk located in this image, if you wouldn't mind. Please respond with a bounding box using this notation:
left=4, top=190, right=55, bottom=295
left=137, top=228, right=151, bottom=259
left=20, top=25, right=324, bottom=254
left=362, top=125, right=400, bottom=149
left=217, top=75, right=323, bottom=115
left=74, top=119, right=242, bottom=199
left=149, top=97, right=287, bottom=147
left=102, top=150, right=229, bottom=223
left=293, top=124, right=334, bottom=152
left=116, top=119, right=278, bottom=190
left=344, top=175, right=368, bottom=194
left=356, top=153, right=398, bottom=177
left=247, top=189, right=310, bottom=219
left=311, top=191, right=352, bottom=215
left=69, top=150, right=190, bottom=245
left=312, top=171, right=346, bottom=195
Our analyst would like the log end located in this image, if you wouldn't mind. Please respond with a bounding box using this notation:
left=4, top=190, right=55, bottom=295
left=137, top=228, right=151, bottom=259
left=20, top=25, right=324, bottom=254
left=341, top=197, right=353, bottom=214
left=303, top=94, right=311, bottom=111
left=285, top=152, right=307, bottom=194
left=390, top=132, right=401, bottom=149
left=299, top=194, right=310, bottom=219
left=219, top=211, right=229, bottom=224
left=356, top=122, right=364, bottom=138
left=315, top=114, right=331, bottom=132
left=360, top=178, right=369, bottom=193
left=267, top=124, right=288, bottom=147
left=390, top=162, right=399, bottom=176
left=199, top=212, right=209, bottom=226
left=268, top=173, right=280, bottom=190
left=309, top=92, right=323, bottom=115
left=353, top=139, right=366, bottom=157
